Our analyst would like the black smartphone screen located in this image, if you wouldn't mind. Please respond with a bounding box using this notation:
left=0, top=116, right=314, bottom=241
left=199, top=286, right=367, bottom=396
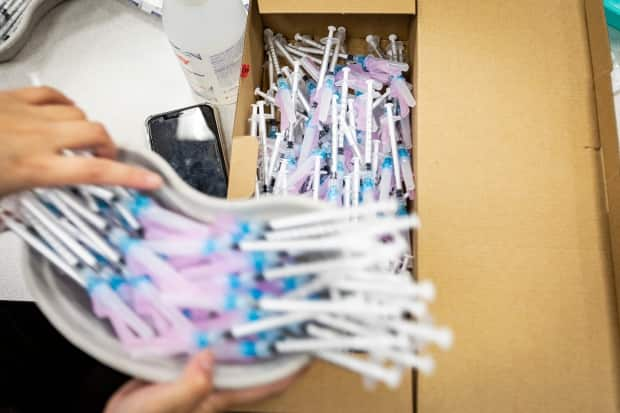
left=147, top=105, right=228, bottom=198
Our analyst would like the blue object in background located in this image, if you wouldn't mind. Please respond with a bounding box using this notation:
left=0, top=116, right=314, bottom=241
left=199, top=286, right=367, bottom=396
left=605, top=0, right=620, bottom=72
left=605, top=0, right=620, bottom=31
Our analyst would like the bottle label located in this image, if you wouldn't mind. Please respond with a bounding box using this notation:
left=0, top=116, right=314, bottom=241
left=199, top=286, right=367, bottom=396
left=170, top=34, right=245, bottom=104
left=209, top=36, right=244, bottom=84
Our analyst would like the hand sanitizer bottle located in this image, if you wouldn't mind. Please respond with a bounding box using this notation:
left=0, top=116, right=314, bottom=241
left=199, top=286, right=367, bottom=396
left=163, top=0, right=247, bottom=105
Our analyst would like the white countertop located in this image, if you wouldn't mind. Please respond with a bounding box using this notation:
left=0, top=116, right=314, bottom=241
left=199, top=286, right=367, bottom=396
left=0, top=0, right=237, bottom=301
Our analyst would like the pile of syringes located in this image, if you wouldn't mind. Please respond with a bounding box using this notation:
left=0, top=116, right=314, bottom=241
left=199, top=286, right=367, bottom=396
left=0, top=0, right=30, bottom=41
left=1, top=183, right=451, bottom=387
left=251, top=26, right=415, bottom=213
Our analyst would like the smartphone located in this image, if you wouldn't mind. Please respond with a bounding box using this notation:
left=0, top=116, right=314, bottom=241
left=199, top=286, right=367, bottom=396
left=146, top=104, right=228, bottom=198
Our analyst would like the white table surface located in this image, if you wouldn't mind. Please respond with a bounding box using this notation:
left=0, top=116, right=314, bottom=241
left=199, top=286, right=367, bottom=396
left=0, top=0, right=238, bottom=301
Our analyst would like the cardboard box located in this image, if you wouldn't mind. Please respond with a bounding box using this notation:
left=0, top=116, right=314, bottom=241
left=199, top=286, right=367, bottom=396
left=225, top=0, right=620, bottom=411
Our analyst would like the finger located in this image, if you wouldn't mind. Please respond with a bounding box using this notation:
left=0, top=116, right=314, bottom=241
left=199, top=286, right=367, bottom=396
left=92, top=142, right=118, bottom=159
left=17, top=156, right=162, bottom=190
left=173, top=350, right=217, bottom=411
left=197, top=371, right=303, bottom=413
left=104, top=380, right=148, bottom=412
left=36, top=105, right=86, bottom=121
left=113, top=379, right=148, bottom=398
left=103, top=352, right=215, bottom=413
left=9, top=86, right=74, bottom=105
left=47, top=121, right=116, bottom=157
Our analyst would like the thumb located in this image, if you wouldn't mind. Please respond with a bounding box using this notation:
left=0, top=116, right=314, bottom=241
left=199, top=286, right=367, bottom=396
left=156, top=350, right=216, bottom=412
left=106, top=351, right=215, bottom=413
left=179, top=350, right=216, bottom=399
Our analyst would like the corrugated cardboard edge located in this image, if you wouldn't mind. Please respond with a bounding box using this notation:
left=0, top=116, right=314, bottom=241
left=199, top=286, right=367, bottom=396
left=409, top=10, right=419, bottom=413
left=228, top=0, right=262, bottom=201
left=233, top=0, right=264, bottom=139
left=586, top=0, right=614, bottom=154
left=227, top=135, right=259, bottom=199
left=585, top=0, right=620, bottom=322
left=258, top=0, right=416, bottom=14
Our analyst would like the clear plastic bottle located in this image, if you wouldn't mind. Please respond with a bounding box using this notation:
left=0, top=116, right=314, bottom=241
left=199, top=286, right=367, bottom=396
left=163, top=0, right=247, bottom=105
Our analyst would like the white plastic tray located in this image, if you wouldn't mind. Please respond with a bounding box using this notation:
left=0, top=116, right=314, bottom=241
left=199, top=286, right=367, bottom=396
left=20, top=148, right=318, bottom=388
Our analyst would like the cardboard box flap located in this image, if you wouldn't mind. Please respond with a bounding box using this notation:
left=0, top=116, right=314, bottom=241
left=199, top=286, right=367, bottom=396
left=585, top=0, right=620, bottom=365
left=233, top=0, right=264, bottom=139
left=586, top=0, right=620, bottom=178
left=586, top=0, right=613, bottom=78
left=416, top=0, right=620, bottom=412
left=258, top=0, right=415, bottom=15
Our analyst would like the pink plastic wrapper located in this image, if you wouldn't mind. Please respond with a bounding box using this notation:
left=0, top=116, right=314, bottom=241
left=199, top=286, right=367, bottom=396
left=364, top=56, right=409, bottom=76
left=208, top=341, right=267, bottom=363
left=135, top=203, right=213, bottom=238
left=139, top=219, right=212, bottom=239
left=367, top=70, right=392, bottom=85
left=130, top=281, right=195, bottom=335
left=160, top=288, right=236, bottom=311
left=180, top=251, right=259, bottom=280
left=390, top=76, right=416, bottom=117
left=125, top=246, right=195, bottom=294
left=399, top=110, right=413, bottom=149
left=190, top=310, right=250, bottom=330
left=298, top=120, right=319, bottom=164
left=183, top=309, right=214, bottom=322
left=315, top=80, right=335, bottom=124
left=124, top=334, right=195, bottom=358
left=132, top=297, right=177, bottom=335
left=288, top=155, right=317, bottom=192
left=143, top=226, right=173, bottom=241
left=191, top=276, right=285, bottom=296
left=275, top=79, right=295, bottom=130
left=319, top=178, right=329, bottom=198
left=91, top=285, right=154, bottom=345
left=344, top=147, right=354, bottom=167
left=347, top=63, right=366, bottom=74
left=379, top=116, right=392, bottom=148
left=354, top=94, right=378, bottom=132
left=167, top=256, right=212, bottom=271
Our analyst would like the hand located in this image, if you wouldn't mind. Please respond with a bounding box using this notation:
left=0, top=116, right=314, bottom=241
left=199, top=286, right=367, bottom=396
left=104, top=351, right=300, bottom=413
left=0, top=86, right=162, bottom=197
